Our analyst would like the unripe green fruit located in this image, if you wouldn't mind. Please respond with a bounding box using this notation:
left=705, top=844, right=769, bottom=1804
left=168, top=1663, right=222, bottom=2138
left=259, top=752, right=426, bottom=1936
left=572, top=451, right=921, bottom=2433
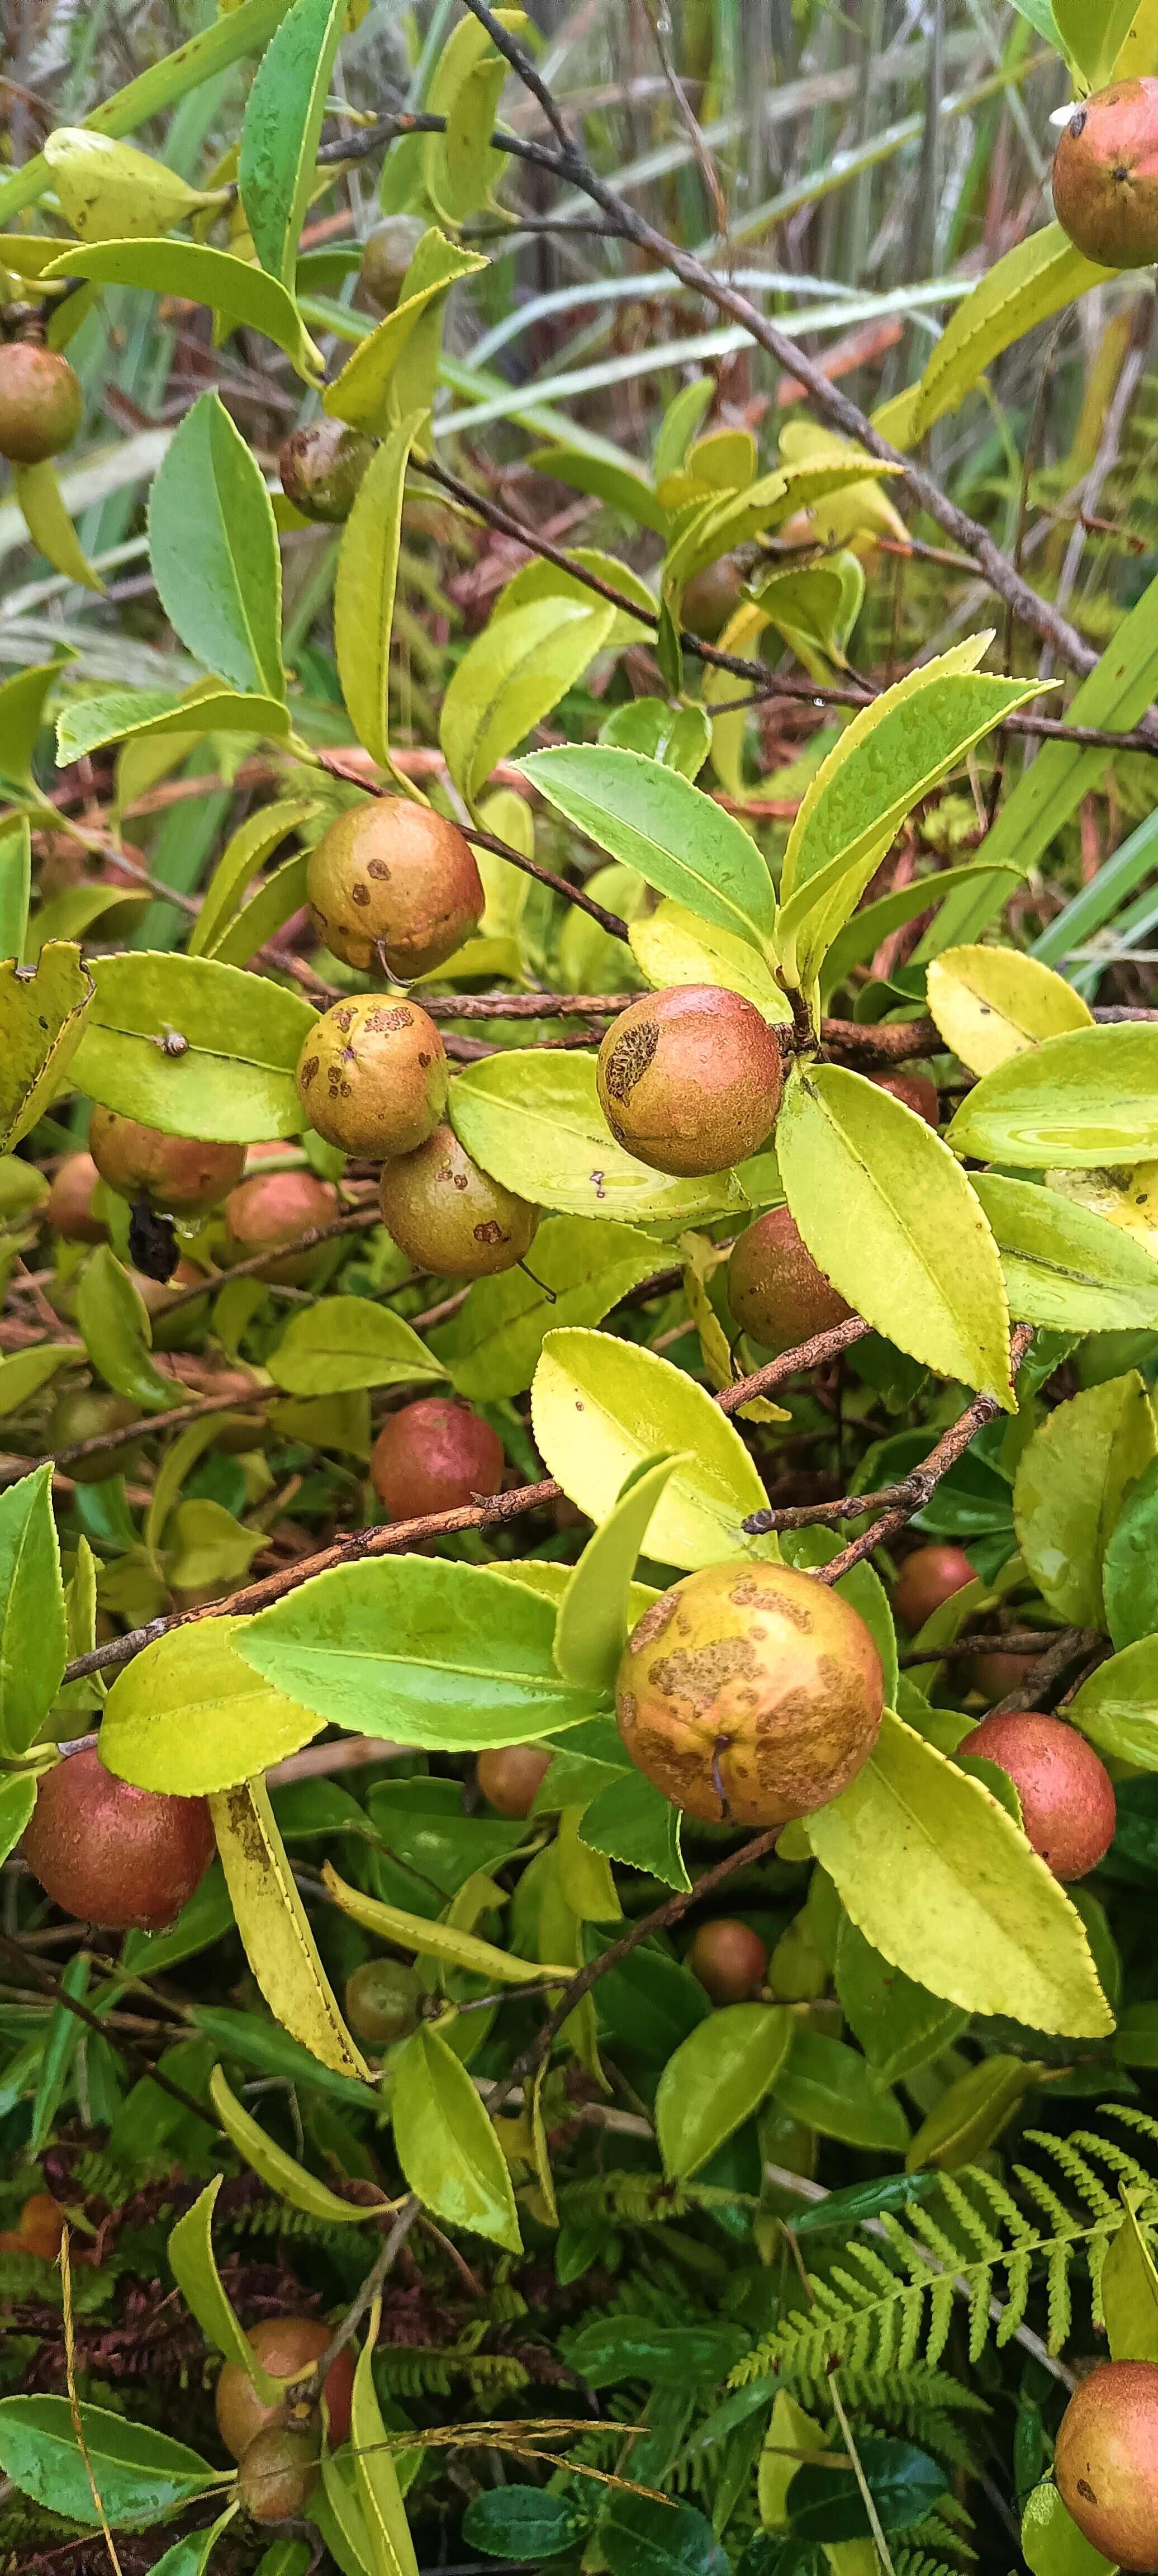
left=48, top=1388, right=143, bottom=1484
left=378, top=1123, right=538, bottom=1278
left=278, top=419, right=374, bottom=523
left=46, top=1152, right=104, bottom=1243
left=893, top=1544, right=974, bottom=1632
left=0, top=342, right=83, bottom=464
left=22, top=1746, right=215, bottom=1931
left=224, top=1168, right=340, bottom=1285
left=344, top=1957, right=423, bottom=2045
left=475, top=1744, right=552, bottom=1819
left=727, top=1205, right=852, bottom=1353
left=306, top=802, right=484, bottom=979
left=89, top=1108, right=245, bottom=1214
left=967, top=1711, right=1116, bottom=1882
left=237, top=2426, right=320, bottom=2524
left=681, top=556, right=744, bottom=640
left=687, top=1917, right=768, bottom=2003
left=216, top=2317, right=355, bottom=2460
left=296, top=996, right=448, bottom=1159
left=1053, top=80, right=1158, bottom=269
left=870, top=1068, right=938, bottom=1126
left=1055, top=2359, right=1158, bottom=2569
left=370, top=1395, right=504, bottom=1520
left=596, top=986, right=783, bottom=1177
left=615, top=1561, right=884, bottom=1826
left=360, top=214, right=426, bottom=311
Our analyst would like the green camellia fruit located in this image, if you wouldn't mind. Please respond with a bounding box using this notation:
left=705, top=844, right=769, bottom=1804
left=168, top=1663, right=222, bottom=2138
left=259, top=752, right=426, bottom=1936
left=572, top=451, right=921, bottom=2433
left=88, top=1108, right=245, bottom=1214
left=967, top=1711, right=1117, bottom=1882
left=596, top=985, right=784, bottom=1177
left=378, top=1123, right=538, bottom=1278
left=278, top=418, right=375, bottom=523
left=1055, top=2359, right=1158, bottom=2570
left=615, top=1560, right=884, bottom=1826
left=0, top=340, right=84, bottom=463
left=236, top=2426, right=320, bottom=2524
left=296, top=995, right=448, bottom=1159
left=21, top=1748, right=215, bottom=1931
left=370, top=1395, right=505, bottom=1519
left=727, top=1205, right=852, bottom=1352
left=360, top=212, right=426, bottom=311
left=344, top=1958, right=423, bottom=2047
left=306, top=802, right=484, bottom=979
left=1053, top=79, right=1158, bottom=269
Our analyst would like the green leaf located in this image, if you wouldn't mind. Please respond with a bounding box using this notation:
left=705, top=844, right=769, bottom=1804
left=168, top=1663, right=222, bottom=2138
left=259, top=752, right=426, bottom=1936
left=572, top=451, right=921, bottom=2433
left=99, top=1614, right=324, bottom=1794
left=775, top=2030, right=910, bottom=2152
left=577, top=1768, right=689, bottom=1892
left=909, top=228, right=1112, bottom=447
left=168, top=2176, right=282, bottom=2387
left=526, top=443, right=668, bottom=534
left=787, top=2436, right=945, bottom=2544
left=0, top=1466, right=65, bottom=1761
left=351, top=2333, right=421, bottom=2576
left=0, top=820, right=31, bottom=965
left=600, top=2493, right=729, bottom=2576
left=601, top=698, right=711, bottom=778
left=0, top=658, right=72, bottom=796
left=434, top=1214, right=659, bottom=1402
left=321, top=1862, right=573, bottom=1981
left=629, top=898, right=789, bottom=1020
left=0, top=1343, right=83, bottom=1420
left=392, top=2025, right=521, bottom=2249
left=238, top=1555, right=604, bottom=1748
left=821, top=859, right=1019, bottom=1003
left=904, top=2052, right=1045, bottom=2170
left=555, top=1453, right=687, bottom=1694
left=1022, top=2480, right=1118, bottom=2576
left=1014, top=1371, right=1156, bottom=1627
left=11, top=460, right=103, bottom=594
left=334, top=411, right=427, bottom=790
left=563, top=2314, right=747, bottom=2390
left=238, top=0, right=345, bottom=287
left=972, top=1173, right=1158, bottom=1335
left=524, top=744, right=777, bottom=948
left=325, top=229, right=488, bottom=433
left=209, top=2062, right=382, bottom=2221
left=42, top=236, right=322, bottom=381
left=1101, top=2186, right=1158, bottom=2361
left=656, top=2002, right=792, bottom=2180
left=834, top=1915, right=967, bottom=2086
left=55, top=684, right=291, bottom=765
left=424, top=9, right=528, bottom=226
left=75, top=1245, right=174, bottom=1412
left=0, top=2397, right=216, bottom=2528
left=777, top=1062, right=1013, bottom=1404
left=148, top=394, right=284, bottom=700
left=42, top=128, right=219, bottom=242
left=1070, top=1634, right=1158, bottom=1767
left=143, top=2509, right=241, bottom=2576
left=268, top=1299, right=446, bottom=1396
left=189, top=797, right=318, bottom=960
left=72, top=950, right=315, bottom=1140
left=531, top=1327, right=772, bottom=1570
left=0, top=941, right=92, bottom=1153
left=806, top=1710, right=1112, bottom=2037
left=1104, top=1454, right=1158, bottom=1647
left=927, top=944, right=1093, bottom=1077
left=948, top=1021, right=1158, bottom=1168
left=210, top=1777, right=371, bottom=2080
left=448, top=1050, right=745, bottom=1225
left=441, top=600, right=617, bottom=817
left=462, top=2491, right=587, bottom=2563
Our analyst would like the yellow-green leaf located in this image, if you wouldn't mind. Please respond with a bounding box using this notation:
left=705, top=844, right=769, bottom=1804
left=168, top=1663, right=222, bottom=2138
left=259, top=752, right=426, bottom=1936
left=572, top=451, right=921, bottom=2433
left=927, top=944, right=1093, bottom=1076
left=75, top=1244, right=173, bottom=1412
left=44, top=128, right=219, bottom=240
left=909, top=226, right=1114, bottom=446
left=325, top=229, right=487, bottom=433
left=554, top=1452, right=688, bottom=1694
left=210, top=1777, right=370, bottom=2079
left=12, top=461, right=102, bottom=593
left=530, top=1326, right=773, bottom=1570
left=1102, top=2188, right=1158, bottom=2360
left=441, top=598, right=616, bottom=816
left=948, top=1022, right=1158, bottom=1169
left=352, top=2330, right=421, bottom=2576
left=100, top=1615, right=324, bottom=1794
left=0, top=1344, right=84, bottom=1420
left=42, top=236, right=322, bottom=381
left=971, top=1173, right=1158, bottom=1334
left=391, top=2025, right=521, bottom=2250
left=629, top=898, right=790, bottom=1019
left=168, top=2177, right=283, bottom=2388
left=321, top=1863, right=574, bottom=1983
left=238, top=0, right=346, bottom=288
left=0, top=941, right=93, bottom=1153
left=210, top=2061, right=385, bottom=2222
left=335, top=410, right=428, bottom=791
left=72, top=950, right=315, bottom=1141
left=448, top=1049, right=746, bottom=1225
left=656, top=2003, right=792, bottom=2180
left=189, top=797, right=317, bottom=959
left=268, top=1298, right=445, bottom=1396
left=1013, top=1371, right=1156, bottom=1627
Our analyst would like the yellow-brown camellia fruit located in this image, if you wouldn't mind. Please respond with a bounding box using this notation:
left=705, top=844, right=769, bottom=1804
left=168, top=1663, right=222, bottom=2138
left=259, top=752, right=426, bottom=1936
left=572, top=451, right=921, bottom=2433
left=378, top=1123, right=538, bottom=1278
left=1055, top=2360, right=1158, bottom=2570
left=1053, top=80, right=1158, bottom=268
left=306, top=802, right=483, bottom=979
left=615, top=1560, right=884, bottom=1826
left=728, top=1205, right=852, bottom=1352
left=0, top=343, right=84, bottom=463
left=596, top=986, right=784, bottom=1177
left=296, top=995, right=448, bottom=1159
left=89, top=1108, right=244, bottom=1214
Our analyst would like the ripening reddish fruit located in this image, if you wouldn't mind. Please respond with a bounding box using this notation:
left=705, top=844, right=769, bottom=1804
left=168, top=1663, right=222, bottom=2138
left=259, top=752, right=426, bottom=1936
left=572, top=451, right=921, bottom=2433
left=1053, top=80, right=1158, bottom=269
left=967, top=1711, right=1117, bottom=1882
left=224, top=1168, right=340, bottom=1286
left=0, top=2192, right=64, bottom=2259
left=46, top=1153, right=104, bottom=1243
left=48, top=1388, right=143, bottom=1485
left=1055, top=2360, right=1158, bottom=2570
left=475, top=1745, right=553, bottom=1819
left=371, top=1396, right=504, bottom=1521
left=615, top=1561, right=884, bottom=1826
left=236, top=2425, right=320, bottom=2523
left=378, top=1124, right=538, bottom=1278
left=296, top=995, right=448, bottom=1159
left=597, top=986, right=783, bottom=1177
left=681, top=556, right=744, bottom=639
left=132, top=1257, right=210, bottom=1349
left=360, top=212, right=426, bottom=311
left=21, top=1748, right=215, bottom=1931
left=216, top=2317, right=355, bottom=2460
left=870, top=1068, right=939, bottom=1126
left=728, top=1205, right=852, bottom=1353
left=0, top=342, right=84, bottom=464
left=278, top=419, right=374, bottom=523
left=306, top=802, right=484, bottom=979
left=344, top=1958, right=423, bottom=2046
left=974, top=1643, right=1040, bottom=1703
left=687, top=1919, right=768, bottom=2004
left=89, top=1108, right=245, bottom=1214
left=893, top=1545, right=975, bottom=1632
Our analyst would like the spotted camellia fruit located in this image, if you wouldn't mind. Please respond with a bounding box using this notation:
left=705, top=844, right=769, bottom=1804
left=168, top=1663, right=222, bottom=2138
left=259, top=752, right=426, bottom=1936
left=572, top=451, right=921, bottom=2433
left=278, top=419, right=374, bottom=523
left=306, top=802, right=484, bottom=979
left=1055, top=2359, right=1158, bottom=2570
left=596, top=986, right=784, bottom=1177
left=1053, top=79, right=1158, bottom=268
left=615, top=1560, right=884, bottom=1826
left=378, top=1123, right=538, bottom=1278
left=296, top=995, right=448, bottom=1159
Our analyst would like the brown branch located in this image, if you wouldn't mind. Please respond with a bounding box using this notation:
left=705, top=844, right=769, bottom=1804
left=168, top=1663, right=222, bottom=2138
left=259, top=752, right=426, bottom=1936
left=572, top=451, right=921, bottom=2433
left=156, top=1200, right=382, bottom=1316
left=986, top=1625, right=1102, bottom=1718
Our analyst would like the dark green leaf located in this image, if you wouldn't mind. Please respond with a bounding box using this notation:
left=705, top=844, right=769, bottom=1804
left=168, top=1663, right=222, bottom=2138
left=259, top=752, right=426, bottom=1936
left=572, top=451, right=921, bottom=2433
left=461, top=2489, right=590, bottom=2560
left=786, top=2436, right=946, bottom=2542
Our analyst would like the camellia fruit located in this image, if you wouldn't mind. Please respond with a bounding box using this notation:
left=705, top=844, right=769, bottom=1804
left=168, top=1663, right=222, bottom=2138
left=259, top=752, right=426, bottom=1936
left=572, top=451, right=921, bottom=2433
left=22, top=1747, right=215, bottom=1931
left=1052, top=80, right=1158, bottom=270
left=378, top=1124, right=538, bottom=1278
left=974, top=1639, right=1040, bottom=1703
left=370, top=1395, right=504, bottom=1521
left=46, top=1152, right=105, bottom=1243
left=224, top=1168, right=341, bottom=1286
left=236, top=2426, right=321, bottom=2523
left=681, top=556, right=745, bottom=639
left=0, top=2193, right=64, bottom=2259
left=475, top=1745, right=553, bottom=1819
left=360, top=212, right=426, bottom=310
left=296, top=995, right=448, bottom=1159
left=615, top=1560, right=884, bottom=1826
left=344, top=1958, right=424, bottom=2047
left=278, top=419, right=374, bottom=523
left=306, top=802, right=484, bottom=979
left=48, top=1389, right=143, bottom=1485
left=89, top=1108, right=245, bottom=1214
left=967, top=1711, right=1116, bottom=1881
left=0, top=340, right=84, bottom=464
left=870, top=1067, right=939, bottom=1126
left=1055, top=2359, right=1158, bottom=2570
left=893, top=1544, right=975, bottom=1632
left=596, top=985, right=783, bottom=1177
left=728, top=1205, right=852, bottom=1352
left=687, top=1918, right=768, bottom=2004
left=216, top=2317, right=355, bottom=2460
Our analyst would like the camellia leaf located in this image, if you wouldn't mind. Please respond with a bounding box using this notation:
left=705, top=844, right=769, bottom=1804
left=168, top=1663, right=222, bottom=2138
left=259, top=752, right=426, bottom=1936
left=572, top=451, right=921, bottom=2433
left=148, top=393, right=284, bottom=701
left=238, top=0, right=346, bottom=287
left=1013, top=1371, right=1157, bottom=1627
left=1103, top=1454, right=1158, bottom=1648
left=334, top=410, right=428, bottom=792
left=0, top=1465, right=66, bottom=1762
left=524, top=744, right=778, bottom=948
left=0, top=659, right=68, bottom=798
left=0, top=1343, right=84, bottom=1420
left=948, top=1022, right=1158, bottom=1168
left=578, top=1768, right=689, bottom=1893
left=927, top=944, right=1093, bottom=1076
left=71, top=950, right=315, bottom=1140
left=1069, top=1636, right=1158, bottom=1768
left=448, top=1049, right=746, bottom=1225
left=168, top=2176, right=283, bottom=2389
left=75, top=1244, right=174, bottom=1412
left=0, top=817, right=31, bottom=962
left=908, top=227, right=1113, bottom=448
left=442, top=599, right=617, bottom=817
left=629, top=898, right=790, bottom=1019
left=0, top=941, right=93, bottom=1153
left=268, top=1298, right=447, bottom=1396
left=42, top=236, right=323, bottom=380
left=1021, top=2479, right=1118, bottom=2576
left=352, top=2330, right=421, bottom=2576
left=775, top=2030, right=911, bottom=2153
left=656, top=2003, right=792, bottom=2180
left=99, top=1614, right=325, bottom=1795
left=1101, top=2186, right=1158, bottom=2360
left=531, top=1327, right=773, bottom=1570
left=321, top=1863, right=573, bottom=1981
left=11, top=461, right=103, bottom=594
left=971, top=1173, right=1158, bottom=1334
left=391, top=2025, right=521, bottom=2250
left=777, top=1062, right=1013, bottom=1404
left=787, top=2434, right=946, bottom=2544
left=462, top=2490, right=587, bottom=2564
left=189, top=797, right=318, bottom=960
left=55, top=685, right=291, bottom=765
left=433, top=1214, right=660, bottom=1402
left=554, top=1452, right=687, bottom=1694
left=806, top=1710, right=1112, bottom=2037
left=325, top=229, right=487, bottom=433
left=0, top=2397, right=216, bottom=2528
left=904, top=2053, right=1044, bottom=2171
left=835, top=1915, right=967, bottom=2087
left=43, top=127, right=219, bottom=240
left=209, top=2061, right=385, bottom=2222
left=423, top=8, right=528, bottom=226
left=209, top=1777, right=371, bottom=2080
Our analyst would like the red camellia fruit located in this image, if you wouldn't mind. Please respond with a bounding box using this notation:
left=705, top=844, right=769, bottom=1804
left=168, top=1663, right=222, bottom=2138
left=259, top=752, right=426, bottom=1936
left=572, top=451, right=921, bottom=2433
left=893, top=1544, right=975, bottom=1632
left=21, top=1748, right=215, bottom=1931
left=475, top=1745, right=553, bottom=1819
left=46, top=1152, right=105, bottom=1243
left=870, top=1068, right=939, bottom=1126
left=89, top=1109, right=245, bottom=1214
left=687, top=1919, right=768, bottom=2004
left=967, top=1711, right=1117, bottom=1881
left=596, top=985, right=784, bottom=1177
left=1055, top=2359, right=1158, bottom=2570
left=728, top=1205, right=852, bottom=1353
left=216, top=2317, right=355, bottom=2460
left=370, top=1396, right=505, bottom=1521
left=1053, top=79, right=1158, bottom=269
left=224, top=1168, right=341, bottom=1285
